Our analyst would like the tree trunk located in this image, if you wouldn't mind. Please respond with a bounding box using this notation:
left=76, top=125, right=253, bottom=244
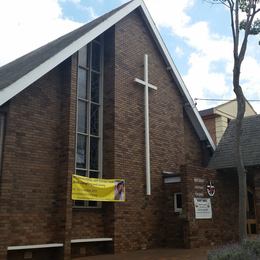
left=234, top=83, right=247, bottom=241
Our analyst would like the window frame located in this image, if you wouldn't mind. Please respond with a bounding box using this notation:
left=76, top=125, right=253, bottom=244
left=74, top=36, right=104, bottom=209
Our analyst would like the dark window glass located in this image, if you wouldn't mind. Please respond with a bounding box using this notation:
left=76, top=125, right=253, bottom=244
left=78, top=68, right=87, bottom=99
left=92, top=42, right=101, bottom=72
left=88, top=201, right=98, bottom=207
left=94, top=36, right=101, bottom=43
left=75, top=200, right=85, bottom=207
left=247, top=191, right=255, bottom=218
left=251, top=224, right=257, bottom=234
left=89, top=171, right=99, bottom=178
left=75, top=39, right=102, bottom=209
left=90, top=104, right=99, bottom=136
left=91, top=72, right=100, bottom=103
left=176, top=194, right=182, bottom=209
left=76, top=169, right=86, bottom=176
left=77, top=101, right=87, bottom=133
left=76, top=134, right=86, bottom=169
left=90, top=137, right=98, bottom=170
left=78, top=47, right=87, bottom=68
left=87, top=44, right=91, bottom=68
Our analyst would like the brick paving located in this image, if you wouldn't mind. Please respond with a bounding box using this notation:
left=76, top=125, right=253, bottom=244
left=74, top=248, right=209, bottom=260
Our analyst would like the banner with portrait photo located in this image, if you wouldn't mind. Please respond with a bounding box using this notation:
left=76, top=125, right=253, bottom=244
left=72, top=175, right=125, bottom=202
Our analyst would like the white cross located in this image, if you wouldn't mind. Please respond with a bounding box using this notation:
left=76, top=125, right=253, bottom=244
left=134, top=54, right=158, bottom=195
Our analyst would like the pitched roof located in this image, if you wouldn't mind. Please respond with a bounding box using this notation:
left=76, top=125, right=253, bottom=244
left=0, top=1, right=131, bottom=92
left=208, top=115, right=260, bottom=169
left=0, top=0, right=215, bottom=150
left=200, top=99, right=257, bottom=118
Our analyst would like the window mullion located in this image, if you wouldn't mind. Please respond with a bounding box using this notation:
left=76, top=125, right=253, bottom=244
left=99, top=37, right=104, bottom=180
left=87, top=42, right=92, bottom=178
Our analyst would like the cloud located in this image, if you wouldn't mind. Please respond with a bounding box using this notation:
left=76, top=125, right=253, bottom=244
left=76, top=5, right=97, bottom=20
left=144, top=0, right=260, bottom=112
left=60, top=0, right=81, bottom=3
left=0, top=0, right=259, bottom=112
left=175, top=46, right=184, bottom=57
left=0, top=0, right=82, bottom=66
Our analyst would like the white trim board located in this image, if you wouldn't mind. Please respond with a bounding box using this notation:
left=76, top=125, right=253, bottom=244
left=7, top=243, right=63, bottom=251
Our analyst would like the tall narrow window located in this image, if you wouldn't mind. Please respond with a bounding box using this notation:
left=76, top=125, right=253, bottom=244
left=0, top=114, right=5, bottom=175
left=174, top=193, right=182, bottom=213
left=75, top=37, right=103, bottom=208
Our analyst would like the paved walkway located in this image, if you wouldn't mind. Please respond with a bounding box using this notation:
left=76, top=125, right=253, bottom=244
left=75, top=248, right=209, bottom=260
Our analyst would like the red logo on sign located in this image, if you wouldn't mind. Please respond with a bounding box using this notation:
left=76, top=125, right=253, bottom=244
left=207, top=181, right=215, bottom=197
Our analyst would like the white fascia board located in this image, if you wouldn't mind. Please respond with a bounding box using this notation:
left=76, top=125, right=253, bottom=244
left=0, top=0, right=142, bottom=107
left=139, top=1, right=215, bottom=150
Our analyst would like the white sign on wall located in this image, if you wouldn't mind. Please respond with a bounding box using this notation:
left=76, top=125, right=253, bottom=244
left=194, top=198, right=212, bottom=219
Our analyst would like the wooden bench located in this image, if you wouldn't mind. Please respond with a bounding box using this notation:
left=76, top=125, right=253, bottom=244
left=71, top=238, right=113, bottom=243
left=7, top=238, right=113, bottom=251
left=7, top=243, right=64, bottom=251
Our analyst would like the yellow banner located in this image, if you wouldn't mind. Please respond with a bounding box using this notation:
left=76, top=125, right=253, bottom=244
left=72, top=175, right=125, bottom=202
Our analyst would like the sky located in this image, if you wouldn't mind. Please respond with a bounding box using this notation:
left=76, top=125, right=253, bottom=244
left=0, top=0, right=260, bottom=112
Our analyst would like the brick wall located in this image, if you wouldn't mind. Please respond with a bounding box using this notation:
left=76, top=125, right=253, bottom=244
left=102, top=27, right=116, bottom=250
left=0, top=58, right=76, bottom=259
left=3, top=64, right=65, bottom=246
left=202, top=115, right=217, bottom=145
left=163, top=182, right=186, bottom=248
left=181, top=165, right=238, bottom=248
left=111, top=10, right=208, bottom=252
left=183, top=111, right=203, bottom=166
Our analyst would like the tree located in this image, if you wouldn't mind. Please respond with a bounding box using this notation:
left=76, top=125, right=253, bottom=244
left=207, top=0, right=260, bottom=241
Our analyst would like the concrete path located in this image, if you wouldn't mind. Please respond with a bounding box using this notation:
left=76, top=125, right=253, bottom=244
left=75, top=247, right=209, bottom=260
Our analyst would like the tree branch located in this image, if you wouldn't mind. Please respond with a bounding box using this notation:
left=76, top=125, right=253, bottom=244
left=233, top=0, right=239, bottom=59
left=204, top=0, right=231, bottom=9
left=238, top=5, right=257, bottom=63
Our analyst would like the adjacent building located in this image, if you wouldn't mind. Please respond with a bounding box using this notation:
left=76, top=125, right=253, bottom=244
left=200, top=99, right=256, bottom=144
left=209, top=115, right=260, bottom=235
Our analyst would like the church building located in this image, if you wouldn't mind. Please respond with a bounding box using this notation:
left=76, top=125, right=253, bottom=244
left=0, top=0, right=242, bottom=259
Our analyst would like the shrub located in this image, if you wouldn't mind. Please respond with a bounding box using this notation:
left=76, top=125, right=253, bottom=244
left=208, top=242, right=258, bottom=260
left=242, top=238, right=260, bottom=256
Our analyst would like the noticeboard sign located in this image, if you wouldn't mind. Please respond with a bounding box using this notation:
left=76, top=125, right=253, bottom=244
left=194, top=198, right=212, bottom=219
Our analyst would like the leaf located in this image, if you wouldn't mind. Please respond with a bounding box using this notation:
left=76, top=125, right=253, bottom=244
left=239, top=19, right=260, bottom=35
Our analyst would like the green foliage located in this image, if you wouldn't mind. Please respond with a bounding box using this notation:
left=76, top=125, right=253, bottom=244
left=243, top=238, right=260, bottom=256
left=208, top=238, right=260, bottom=260
left=238, top=0, right=260, bottom=37
left=250, top=19, right=260, bottom=35
left=208, top=244, right=257, bottom=260
left=240, top=0, right=260, bottom=13
left=240, top=18, right=260, bottom=35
